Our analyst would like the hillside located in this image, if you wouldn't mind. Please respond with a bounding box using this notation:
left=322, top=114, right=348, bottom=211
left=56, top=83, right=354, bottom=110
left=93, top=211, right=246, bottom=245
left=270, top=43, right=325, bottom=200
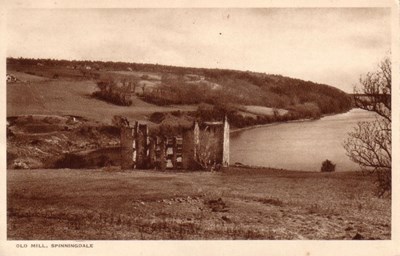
left=6, top=57, right=353, bottom=169
left=6, top=75, right=196, bottom=124
left=7, top=57, right=352, bottom=123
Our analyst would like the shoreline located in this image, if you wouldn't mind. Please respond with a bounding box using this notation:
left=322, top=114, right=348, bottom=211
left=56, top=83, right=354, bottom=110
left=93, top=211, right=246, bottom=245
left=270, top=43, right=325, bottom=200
left=230, top=109, right=353, bottom=134
left=6, top=166, right=362, bottom=174
left=230, top=117, right=316, bottom=134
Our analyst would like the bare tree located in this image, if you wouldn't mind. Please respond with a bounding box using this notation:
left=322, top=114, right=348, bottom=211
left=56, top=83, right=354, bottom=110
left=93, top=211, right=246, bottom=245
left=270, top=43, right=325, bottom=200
left=353, top=57, right=391, bottom=121
left=344, top=56, right=391, bottom=197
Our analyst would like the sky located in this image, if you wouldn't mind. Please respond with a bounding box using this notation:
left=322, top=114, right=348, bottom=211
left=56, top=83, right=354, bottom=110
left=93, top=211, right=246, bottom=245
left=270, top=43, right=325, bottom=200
left=6, top=8, right=391, bottom=92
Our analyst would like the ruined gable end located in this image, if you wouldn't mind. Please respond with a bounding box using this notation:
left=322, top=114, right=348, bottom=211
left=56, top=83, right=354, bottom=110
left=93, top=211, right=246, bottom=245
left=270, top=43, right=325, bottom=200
left=120, top=118, right=230, bottom=170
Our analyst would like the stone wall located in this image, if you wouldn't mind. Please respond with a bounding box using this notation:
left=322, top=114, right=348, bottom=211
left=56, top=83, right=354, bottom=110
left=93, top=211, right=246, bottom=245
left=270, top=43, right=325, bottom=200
left=120, top=118, right=229, bottom=170
left=181, top=122, right=199, bottom=170
left=222, top=116, right=230, bottom=167
left=120, top=126, right=135, bottom=169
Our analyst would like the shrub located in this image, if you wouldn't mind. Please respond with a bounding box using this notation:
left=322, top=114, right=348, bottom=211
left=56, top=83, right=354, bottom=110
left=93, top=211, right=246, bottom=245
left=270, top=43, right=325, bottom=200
left=321, top=159, right=336, bottom=172
left=53, top=153, right=87, bottom=169
left=7, top=152, right=18, bottom=166
left=111, top=115, right=129, bottom=128
left=97, top=154, right=112, bottom=167
left=100, top=125, right=121, bottom=136
left=7, top=127, right=14, bottom=138
left=171, top=110, right=182, bottom=117
left=288, top=102, right=321, bottom=119
left=93, top=79, right=133, bottom=106
left=149, top=112, right=166, bottom=123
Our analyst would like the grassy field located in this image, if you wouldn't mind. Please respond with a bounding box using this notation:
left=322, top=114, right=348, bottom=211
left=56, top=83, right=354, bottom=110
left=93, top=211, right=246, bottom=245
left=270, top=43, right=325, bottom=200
left=7, top=168, right=391, bottom=240
left=7, top=78, right=196, bottom=124
left=242, top=105, right=288, bottom=116
left=107, top=70, right=162, bottom=80
left=7, top=71, right=49, bottom=82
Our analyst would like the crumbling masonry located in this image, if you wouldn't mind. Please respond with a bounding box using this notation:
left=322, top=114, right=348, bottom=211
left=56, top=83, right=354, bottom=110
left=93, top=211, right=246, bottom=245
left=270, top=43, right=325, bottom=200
left=120, top=118, right=229, bottom=170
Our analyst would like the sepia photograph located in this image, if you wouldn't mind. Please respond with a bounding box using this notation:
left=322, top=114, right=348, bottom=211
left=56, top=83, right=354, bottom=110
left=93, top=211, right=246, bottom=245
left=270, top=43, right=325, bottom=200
left=1, top=2, right=399, bottom=255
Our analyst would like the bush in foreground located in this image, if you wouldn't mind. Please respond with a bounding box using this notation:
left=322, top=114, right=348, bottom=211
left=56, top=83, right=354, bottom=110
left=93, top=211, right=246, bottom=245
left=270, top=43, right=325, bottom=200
left=321, top=159, right=336, bottom=172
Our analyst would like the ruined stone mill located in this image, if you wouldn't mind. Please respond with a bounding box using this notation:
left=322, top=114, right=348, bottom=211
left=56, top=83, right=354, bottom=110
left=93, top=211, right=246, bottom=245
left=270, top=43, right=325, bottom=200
left=120, top=117, right=230, bottom=170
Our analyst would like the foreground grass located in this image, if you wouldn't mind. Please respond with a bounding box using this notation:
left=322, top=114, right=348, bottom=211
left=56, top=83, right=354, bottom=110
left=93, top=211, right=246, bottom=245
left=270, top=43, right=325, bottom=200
left=7, top=168, right=391, bottom=240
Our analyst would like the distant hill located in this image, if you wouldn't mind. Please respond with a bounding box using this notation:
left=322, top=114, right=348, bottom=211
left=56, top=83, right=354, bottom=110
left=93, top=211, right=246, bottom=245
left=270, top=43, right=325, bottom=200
left=7, top=57, right=352, bottom=126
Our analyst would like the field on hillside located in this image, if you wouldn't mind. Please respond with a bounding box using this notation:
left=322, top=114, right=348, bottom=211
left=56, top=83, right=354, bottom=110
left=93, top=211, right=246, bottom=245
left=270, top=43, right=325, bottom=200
left=107, top=70, right=162, bottom=80
left=242, top=105, right=289, bottom=116
left=7, top=168, right=390, bottom=240
left=7, top=71, right=49, bottom=82
left=7, top=79, right=196, bottom=124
